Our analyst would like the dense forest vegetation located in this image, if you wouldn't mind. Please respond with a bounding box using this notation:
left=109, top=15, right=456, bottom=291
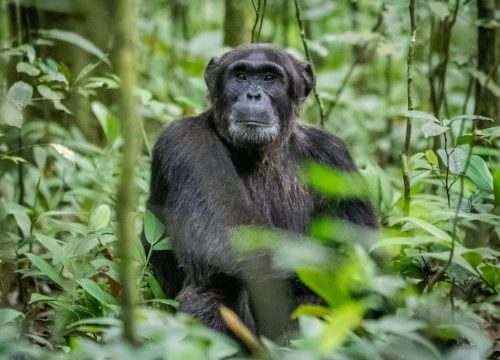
left=0, top=0, right=499, bottom=359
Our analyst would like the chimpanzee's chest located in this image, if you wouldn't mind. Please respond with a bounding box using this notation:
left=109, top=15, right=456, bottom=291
left=240, top=164, right=314, bottom=233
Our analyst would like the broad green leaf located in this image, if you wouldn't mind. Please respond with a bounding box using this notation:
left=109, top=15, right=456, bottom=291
left=8, top=81, right=33, bottom=108
left=143, top=298, right=178, bottom=309
left=397, top=110, right=438, bottom=123
left=0, top=309, right=23, bottom=325
left=425, top=149, right=438, bottom=166
left=1, top=100, right=24, bottom=127
left=4, top=202, right=31, bottom=237
left=397, top=217, right=451, bottom=241
left=462, top=251, right=483, bottom=269
left=480, top=264, right=500, bottom=290
left=16, top=62, right=40, bottom=76
left=90, top=204, right=111, bottom=231
left=144, top=209, right=165, bottom=245
left=302, top=163, right=370, bottom=198
left=0, top=154, right=26, bottom=163
left=90, top=101, right=120, bottom=143
left=77, top=279, right=117, bottom=306
left=297, top=268, right=337, bottom=306
left=437, top=148, right=466, bottom=174
left=465, top=155, right=493, bottom=192
left=39, top=29, right=109, bottom=64
left=152, top=238, right=171, bottom=251
left=494, top=170, right=500, bottom=206
left=421, top=121, right=448, bottom=138
left=25, top=253, right=70, bottom=291
left=36, top=233, right=71, bottom=269
left=319, top=302, right=364, bottom=355
left=37, top=85, right=65, bottom=100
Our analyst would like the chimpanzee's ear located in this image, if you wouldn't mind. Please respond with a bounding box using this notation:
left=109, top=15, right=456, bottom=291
left=204, top=57, right=220, bottom=91
left=301, top=62, right=315, bottom=98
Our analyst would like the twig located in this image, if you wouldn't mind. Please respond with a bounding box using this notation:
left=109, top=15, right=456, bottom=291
left=427, top=140, right=474, bottom=290
left=251, top=0, right=266, bottom=43
left=220, top=306, right=266, bottom=355
left=293, top=0, right=325, bottom=127
left=401, top=0, right=416, bottom=217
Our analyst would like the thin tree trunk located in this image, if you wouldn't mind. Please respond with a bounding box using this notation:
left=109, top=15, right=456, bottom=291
left=224, top=0, right=252, bottom=46
left=475, top=0, right=499, bottom=127
left=115, top=0, right=142, bottom=345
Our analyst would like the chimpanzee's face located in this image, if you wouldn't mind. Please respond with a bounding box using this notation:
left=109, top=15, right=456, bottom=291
left=205, top=45, right=314, bottom=149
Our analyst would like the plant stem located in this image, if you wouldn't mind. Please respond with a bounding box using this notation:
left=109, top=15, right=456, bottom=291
left=116, top=0, right=142, bottom=345
left=401, top=0, right=416, bottom=217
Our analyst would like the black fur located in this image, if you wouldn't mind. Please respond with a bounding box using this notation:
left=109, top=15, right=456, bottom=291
left=144, top=44, right=376, bottom=338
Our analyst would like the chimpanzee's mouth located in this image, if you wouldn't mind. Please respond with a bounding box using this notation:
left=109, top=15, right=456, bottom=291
left=236, top=120, right=276, bottom=127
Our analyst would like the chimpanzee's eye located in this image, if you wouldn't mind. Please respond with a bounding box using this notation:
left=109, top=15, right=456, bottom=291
left=264, top=74, right=275, bottom=82
left=236, top=72, right=246, bottom=81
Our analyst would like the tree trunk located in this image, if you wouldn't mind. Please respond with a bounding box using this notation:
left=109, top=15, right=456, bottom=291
left=223, top=0, right=252, bottom=46
left=474, top=0, right=499, bottom=126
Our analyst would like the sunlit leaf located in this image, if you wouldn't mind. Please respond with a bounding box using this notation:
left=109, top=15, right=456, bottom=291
left=494, top=170, right=500, bottom=206
left=49, top=143, right=76, bottom=164
left=425, top=149, right=438, bottom=166
left=16, top=62, right=41, bottom=76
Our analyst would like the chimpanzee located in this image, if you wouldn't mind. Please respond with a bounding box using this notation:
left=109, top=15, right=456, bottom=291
left=144, top=44, right=376, bottom=339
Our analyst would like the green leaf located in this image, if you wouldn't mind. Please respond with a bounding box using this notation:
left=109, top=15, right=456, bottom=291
left=144, top=209, right=165, bottom=245
left=397, top=110, right=438, bottom=122
left=425, top=149, right=438, bottom=166
left=493, top=170, right=500, bottom=206
left=1, top=100, right=24, bottom=127
left=302, top=163, right=370, bottom=198
left=421, top=122, right=449, bottom=138
left=36, top=233, right=71, bottom=269
left=16, top=62, right=41, bottom=76
left=39, top=29, right=109, bottom=64
left=0, top=309, right=24, bottom=324
left=49, top=143, right=76, bottom=164
left=480, top=264, right=500, bottom=289
left=450, top=114, right=494, bottom=123
left=152, top=238, right=171, bottom=251
left=319, top=302, right=365, bottom=355
left=297, top=268, right=337, bottom=306
left=437, top=148, right=466, bottom=174
left=397, top=217, right=451, bottom=241
left=8, top=81, right=33, bottom=108
left=77, top=279, right=117, bottom=307
left=25, top=253, right=70, bottom=291
left=465, top=155, right=493, bottom=192
left=292, top=304, right=330, bottom=318
left=90, top=204, right=111, bottom=231
left=37, top=84, right=65, bottom=100
left=462, top=251, right=483, bottom=269
left=457, top=134, right=473, bottom=145
left=90, top=101, right=120, bottom=143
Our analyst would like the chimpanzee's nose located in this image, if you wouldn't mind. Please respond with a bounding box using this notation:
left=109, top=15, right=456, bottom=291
left=246, top=90, right=261, bottom=101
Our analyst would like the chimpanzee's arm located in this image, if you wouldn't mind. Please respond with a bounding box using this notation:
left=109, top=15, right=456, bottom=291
left=295, top=125, right=377, bottom=228
left=147, top=114, right=265, bottom=285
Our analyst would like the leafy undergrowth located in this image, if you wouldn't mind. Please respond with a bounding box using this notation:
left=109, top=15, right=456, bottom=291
left=1, top=1, right=500, bottom=359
